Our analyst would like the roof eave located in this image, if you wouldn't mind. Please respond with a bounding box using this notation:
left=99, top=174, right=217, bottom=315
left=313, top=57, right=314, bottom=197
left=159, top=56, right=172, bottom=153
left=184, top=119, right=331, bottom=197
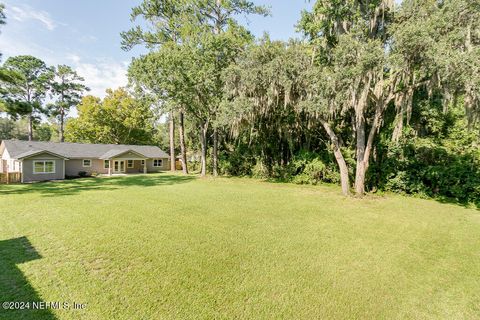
left=16, top=150, right=70, bottom=160
left=100, top=149, right=148, bottom=160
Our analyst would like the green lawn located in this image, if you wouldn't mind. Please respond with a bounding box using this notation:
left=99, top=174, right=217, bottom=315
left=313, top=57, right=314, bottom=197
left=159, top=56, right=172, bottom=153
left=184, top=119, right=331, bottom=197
left=0, top=174, right=479, bottom=320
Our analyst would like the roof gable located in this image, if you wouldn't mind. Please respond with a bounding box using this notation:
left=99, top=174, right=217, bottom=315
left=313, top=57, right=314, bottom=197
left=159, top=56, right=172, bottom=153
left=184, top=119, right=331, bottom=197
left=16, top=149, right=69, bottom=160
left=100, top=149, right=147, bottom=159
left=0, top=141, right=7, bottom=158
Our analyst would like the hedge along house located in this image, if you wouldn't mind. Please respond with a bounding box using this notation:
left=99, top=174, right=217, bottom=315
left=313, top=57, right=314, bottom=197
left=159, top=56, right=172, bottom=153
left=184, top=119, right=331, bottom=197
left=0, top=140, right=170, bottom=183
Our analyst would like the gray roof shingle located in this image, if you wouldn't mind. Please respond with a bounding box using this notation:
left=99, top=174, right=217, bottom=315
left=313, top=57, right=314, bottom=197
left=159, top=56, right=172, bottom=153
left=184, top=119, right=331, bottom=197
left=2, top=140, right=169, bottom=159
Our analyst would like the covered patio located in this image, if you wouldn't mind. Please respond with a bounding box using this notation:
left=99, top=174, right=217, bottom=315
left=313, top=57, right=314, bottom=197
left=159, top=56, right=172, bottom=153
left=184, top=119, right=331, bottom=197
left=100, top=150, right=149, bottom=176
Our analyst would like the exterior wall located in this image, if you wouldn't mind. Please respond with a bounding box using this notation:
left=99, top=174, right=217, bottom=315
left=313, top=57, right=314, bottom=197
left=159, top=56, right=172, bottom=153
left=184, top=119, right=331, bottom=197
left=0, top=148, right=21, bottom=173
left=0, top=147, right=9, bottom=173
left=146, top=158, right=169, bottom=172
left=22, top=153, right=65, bottom=182
left=125, top=159, right=144, bottom=174
left=65, top=158, right=169, bottom=176
left=1, top=147, right=9, bottom=160
left=0, top=141, right=5, bottom=159
left=11, top=160, right=21, bottom=172
left=65, top=159, right=108, bottom=177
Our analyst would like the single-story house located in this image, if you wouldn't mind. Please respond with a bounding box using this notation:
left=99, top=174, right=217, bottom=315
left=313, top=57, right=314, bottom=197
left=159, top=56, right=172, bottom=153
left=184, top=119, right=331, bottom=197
left=0, top=140, right=170, bottom=183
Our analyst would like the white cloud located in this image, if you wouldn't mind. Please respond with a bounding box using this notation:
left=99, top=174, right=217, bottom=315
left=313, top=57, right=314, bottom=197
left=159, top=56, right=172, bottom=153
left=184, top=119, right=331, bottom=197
left=66, top=53, right=81, bottom=64
left=72, top=58, right=129, bottom=98
left=0, top=32, right=56, bottom=63
left=0, top=32, right=128, bottom=99
left=63, top=57, right=129, bottom=117
left=8, top=4, right=58, bottom=31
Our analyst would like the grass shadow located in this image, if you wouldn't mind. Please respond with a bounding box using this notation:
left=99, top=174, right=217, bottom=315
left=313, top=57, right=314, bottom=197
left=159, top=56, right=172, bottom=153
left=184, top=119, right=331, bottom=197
left=0, top=173, right=196, bottom=198
left=0, top=236, right=57, bottom=320
left=432, top=196, right=479, bottom=211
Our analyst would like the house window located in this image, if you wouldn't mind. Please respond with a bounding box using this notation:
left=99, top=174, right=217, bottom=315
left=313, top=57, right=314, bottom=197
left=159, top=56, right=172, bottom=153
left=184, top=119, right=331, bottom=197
left=141, top=160, right=145, bottom=166
left=33, top=160, right=55, bottom=174
left=104, top=160, right=110, bottom=169
left=153, top=159, right=162, bottom=167
left=127, top=160, right=134, bottom=168
left=82, top=159, right=91, bottom=167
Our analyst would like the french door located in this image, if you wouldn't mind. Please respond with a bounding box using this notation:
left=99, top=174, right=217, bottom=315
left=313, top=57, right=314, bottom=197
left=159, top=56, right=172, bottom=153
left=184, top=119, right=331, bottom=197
left=113, top=160, right=125, bottom=173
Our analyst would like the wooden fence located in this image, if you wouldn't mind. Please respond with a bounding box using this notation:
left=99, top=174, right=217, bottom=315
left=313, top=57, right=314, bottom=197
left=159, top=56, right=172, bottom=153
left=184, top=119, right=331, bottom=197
left=0, top=172, right=22, bottom=184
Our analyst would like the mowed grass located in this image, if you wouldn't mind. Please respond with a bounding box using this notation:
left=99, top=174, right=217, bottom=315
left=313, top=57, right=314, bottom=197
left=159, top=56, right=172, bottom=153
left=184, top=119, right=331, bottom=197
left=0, top=173, right=479, bottom=320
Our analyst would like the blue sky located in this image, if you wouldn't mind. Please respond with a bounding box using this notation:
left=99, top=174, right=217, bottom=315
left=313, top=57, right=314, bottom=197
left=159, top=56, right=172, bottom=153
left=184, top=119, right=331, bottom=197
left=0, top=0, right=313, bottom=98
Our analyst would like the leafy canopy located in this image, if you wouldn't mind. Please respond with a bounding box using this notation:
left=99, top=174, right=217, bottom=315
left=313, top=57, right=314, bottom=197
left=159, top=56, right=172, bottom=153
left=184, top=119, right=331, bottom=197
left=0, top=55, right=53, bottom=119
left=65, top=88, right=155, bottom=145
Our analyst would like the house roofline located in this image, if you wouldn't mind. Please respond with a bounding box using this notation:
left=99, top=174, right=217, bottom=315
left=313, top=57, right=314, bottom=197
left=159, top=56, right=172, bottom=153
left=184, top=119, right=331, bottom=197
left=16, top=150, right=70, bottom=160
left=99, top=149, right=149, bottom=160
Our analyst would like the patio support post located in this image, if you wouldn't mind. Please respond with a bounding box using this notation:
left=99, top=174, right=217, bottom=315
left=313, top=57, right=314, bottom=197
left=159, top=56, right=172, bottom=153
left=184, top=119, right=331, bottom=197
left=108, top=159, right=112, bottom=176
left=143, top=159, right=147, bottom=174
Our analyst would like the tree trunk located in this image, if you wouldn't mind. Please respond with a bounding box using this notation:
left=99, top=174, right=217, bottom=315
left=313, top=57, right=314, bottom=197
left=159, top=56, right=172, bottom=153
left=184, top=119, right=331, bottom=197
left=28, top=114, right=33, bottom=141
left=59, top=109, right=65, bottom=142
left=179, top=111, right=188, bottom=174
left=354, top=114, right=367, bottom=195
left=355, top=90, right=388, bottom=196
left=353, top=75, right=372, bottom=196
left=392, top=92, right=405, bottom=142
left=465, top=86, right=475, bottom=130
left=169, top=112, right=176, bottom=172
left=392, top=75, right=414, bottom=142
left=200, top=123, right=208, bottom=177
left=320, top=119, right=350, bottom=196
left=464, top=20, right=476, bottom=130
left=212, top=127, right=218, bottom=177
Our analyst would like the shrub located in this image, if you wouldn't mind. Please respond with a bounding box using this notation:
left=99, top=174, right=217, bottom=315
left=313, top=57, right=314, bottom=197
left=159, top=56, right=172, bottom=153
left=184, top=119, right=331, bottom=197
left=220, top=152, right=255, bottom=176
left=374, top=137, right=480, bottom=204
left=78, top=171, right=89, bottom=177
left=284, top=152, right=339, bottom=185
left=252, top=161, right=270, bottom=179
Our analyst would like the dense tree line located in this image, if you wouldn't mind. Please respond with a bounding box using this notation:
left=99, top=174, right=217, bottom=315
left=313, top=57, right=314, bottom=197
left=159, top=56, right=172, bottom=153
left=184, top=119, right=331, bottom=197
left=124, top=0, right=479, bottom=204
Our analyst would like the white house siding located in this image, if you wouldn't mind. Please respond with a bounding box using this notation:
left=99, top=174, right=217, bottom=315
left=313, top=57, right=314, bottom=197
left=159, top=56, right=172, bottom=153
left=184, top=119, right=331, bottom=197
left=0, top=147, right=20, bottom=173
left=0, top=147, right=8, bottom=173
left=9, top=159, right=21, bottom=172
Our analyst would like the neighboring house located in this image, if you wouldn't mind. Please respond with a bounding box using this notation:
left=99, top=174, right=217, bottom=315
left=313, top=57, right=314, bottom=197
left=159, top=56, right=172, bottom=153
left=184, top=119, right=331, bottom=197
left=0, top=140, right=170, bottom=183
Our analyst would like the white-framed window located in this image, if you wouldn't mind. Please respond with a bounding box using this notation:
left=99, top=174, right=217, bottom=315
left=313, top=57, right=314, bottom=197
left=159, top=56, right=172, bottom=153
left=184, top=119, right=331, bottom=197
left=153, top=159, right=162, bottom=167
left=33, top=160, right=55, bottom=174
left=141, top=160, right=145, bottom=166
left=82, top=159, right=91, bottom=167
left=104, top=160, right=110, bottom=169
left=127, top=160, right=134, bottom=168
